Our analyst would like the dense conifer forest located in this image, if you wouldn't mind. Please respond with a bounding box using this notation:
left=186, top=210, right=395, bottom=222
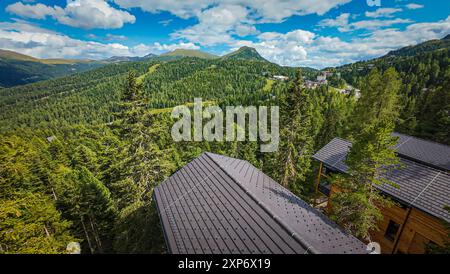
left=0, top=38, right=449, bottom=253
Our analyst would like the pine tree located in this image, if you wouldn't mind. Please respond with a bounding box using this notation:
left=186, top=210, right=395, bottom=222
left=112, top=71, right=175, bottom=202
left=51, top=166, right=116, bottom=253
left=316, top=98, right=341, bottom=150
left=274, top=70, right=314, bottom=196
left=110, top=71, right=175, bottom=253
left=330, top=68, right=401, bottom=240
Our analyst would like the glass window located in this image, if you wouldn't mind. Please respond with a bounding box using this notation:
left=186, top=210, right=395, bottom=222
left=384, top=220, right=400, bottom=242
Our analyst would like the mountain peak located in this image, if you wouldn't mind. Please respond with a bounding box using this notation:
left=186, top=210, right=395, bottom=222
left=238, top=46, right=256, bottom=51
left=223, top=46, right=267, bottom=61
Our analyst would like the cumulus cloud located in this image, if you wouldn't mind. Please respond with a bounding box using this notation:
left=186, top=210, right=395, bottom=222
left=319, top=12, right=412, bottom=32
left=349, top=18, right=413, bottom=31
left=113, top=0, right=352, bottom=22
left=318, top=13, right=351, bottom=28
left=152, top=42, right=200, bottom=52
left=171, top=4, right=256, bottom=46
left=365, top=8, right=402, bottom=18
left=6, top=0, right=136, bottom=29
left=6, top=2, right=60, bottom=20
left=0, top=20, right=199, bottom=59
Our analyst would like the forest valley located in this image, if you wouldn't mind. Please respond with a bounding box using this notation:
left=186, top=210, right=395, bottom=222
left=0, top=37, right=449, bottom=254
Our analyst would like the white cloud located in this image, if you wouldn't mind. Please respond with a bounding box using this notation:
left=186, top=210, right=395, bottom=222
left=365, top=8, right=402, bottom=18
left=171, top=1, right=347, bottom=46
left=112, top=0, right=211, bottom=19
left=104, top=34, right=128, bottom=41
left=318, top=13, right=350, bottom=28
left=319, top=12, right=412, bottom=32
left=131, top=43, right=152, bottom=56
left=349, top=18, right=412, bottom=31
left=113, top=0, right=352, bottom=22
left=152, top=42, right=200, bottom=53
left=234, top=24, right=259, bottom=37
left=406, top=3, right=424, bottom=10
left=6, top=2, right=60, bottom=20
left=171, top=4, right=255, bottom=46
left=6, top=0, right=136, bottom=29
left=0, top=20, right=200, bottom=59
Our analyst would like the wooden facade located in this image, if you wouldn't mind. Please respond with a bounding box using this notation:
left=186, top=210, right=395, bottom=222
left=316, top=167, right=449, bottom=254
left=375, top=204, right=448, bottom=254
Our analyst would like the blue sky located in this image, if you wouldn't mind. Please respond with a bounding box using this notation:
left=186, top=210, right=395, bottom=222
left=0, top=0, right=449, bottom=68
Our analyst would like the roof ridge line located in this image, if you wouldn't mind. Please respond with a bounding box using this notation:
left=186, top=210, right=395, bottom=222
left=204, top=152, right=319, bottom=254
left=394, top=132, right=450, bottom=149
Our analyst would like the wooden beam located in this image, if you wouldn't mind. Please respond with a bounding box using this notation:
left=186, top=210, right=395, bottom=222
left=314, top=162, right=324, bottom=206
left=392, top=206, right=412, bottom=254
left=316, top=163, right=323, bottom=194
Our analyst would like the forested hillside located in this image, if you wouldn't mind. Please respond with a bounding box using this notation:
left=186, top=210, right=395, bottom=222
left=0, top=49, right=107, bottom=88
left=0, top=55, right=335, bottom=253
left=332, top=35, right=450, bottom=144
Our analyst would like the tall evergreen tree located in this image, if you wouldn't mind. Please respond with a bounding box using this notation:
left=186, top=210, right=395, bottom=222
left=112, top=71, right=175, bottom=201
left=330, top=68, right=401, bottom=240
left=52, top=167, right=116, bottom=253
left=273, top=70, right=314, bottom=196
left=110, top=71, right=175, bottom=253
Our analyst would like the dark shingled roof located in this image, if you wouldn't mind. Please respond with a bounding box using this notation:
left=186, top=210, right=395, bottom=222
left=153, top=152, right=367, bottom=254
left=392, top=132, right=450, bottom=171
left=313, top=135, right=450, bottom=223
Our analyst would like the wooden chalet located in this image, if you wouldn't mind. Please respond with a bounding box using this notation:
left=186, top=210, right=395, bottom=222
left=313, top=133, right=450, bottom=254
left=154, top=152, right=367, bottom=254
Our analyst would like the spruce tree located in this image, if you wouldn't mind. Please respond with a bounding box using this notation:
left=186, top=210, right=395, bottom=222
left=112, top=71, right=174, bottom=202
left=330, top=68, right=401, bottom=240
left=275, top=70, right=314, bottom=196
left=52, top=167, right=116, bottom=253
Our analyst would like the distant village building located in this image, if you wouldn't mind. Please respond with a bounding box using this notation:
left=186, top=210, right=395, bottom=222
left=313, top=133, right=450, bottom=254
left=334, top=84, right=361, bottom=98
left=303, top=80, right=328, bottom=89
left=317, top=74, right=327, bottom=82
left=273, top=75, right=289, bottom=81
left=304, top=80, right=319, bottom=89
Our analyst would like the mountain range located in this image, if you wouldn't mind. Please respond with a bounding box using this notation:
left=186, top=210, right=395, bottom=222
left=0, top=35, right=448, bottom=146
left=1, top=35, right=450, bottom=88
left=0, top=46, right=269, bottom=88
left=0, top=49, right=106, bottom=88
